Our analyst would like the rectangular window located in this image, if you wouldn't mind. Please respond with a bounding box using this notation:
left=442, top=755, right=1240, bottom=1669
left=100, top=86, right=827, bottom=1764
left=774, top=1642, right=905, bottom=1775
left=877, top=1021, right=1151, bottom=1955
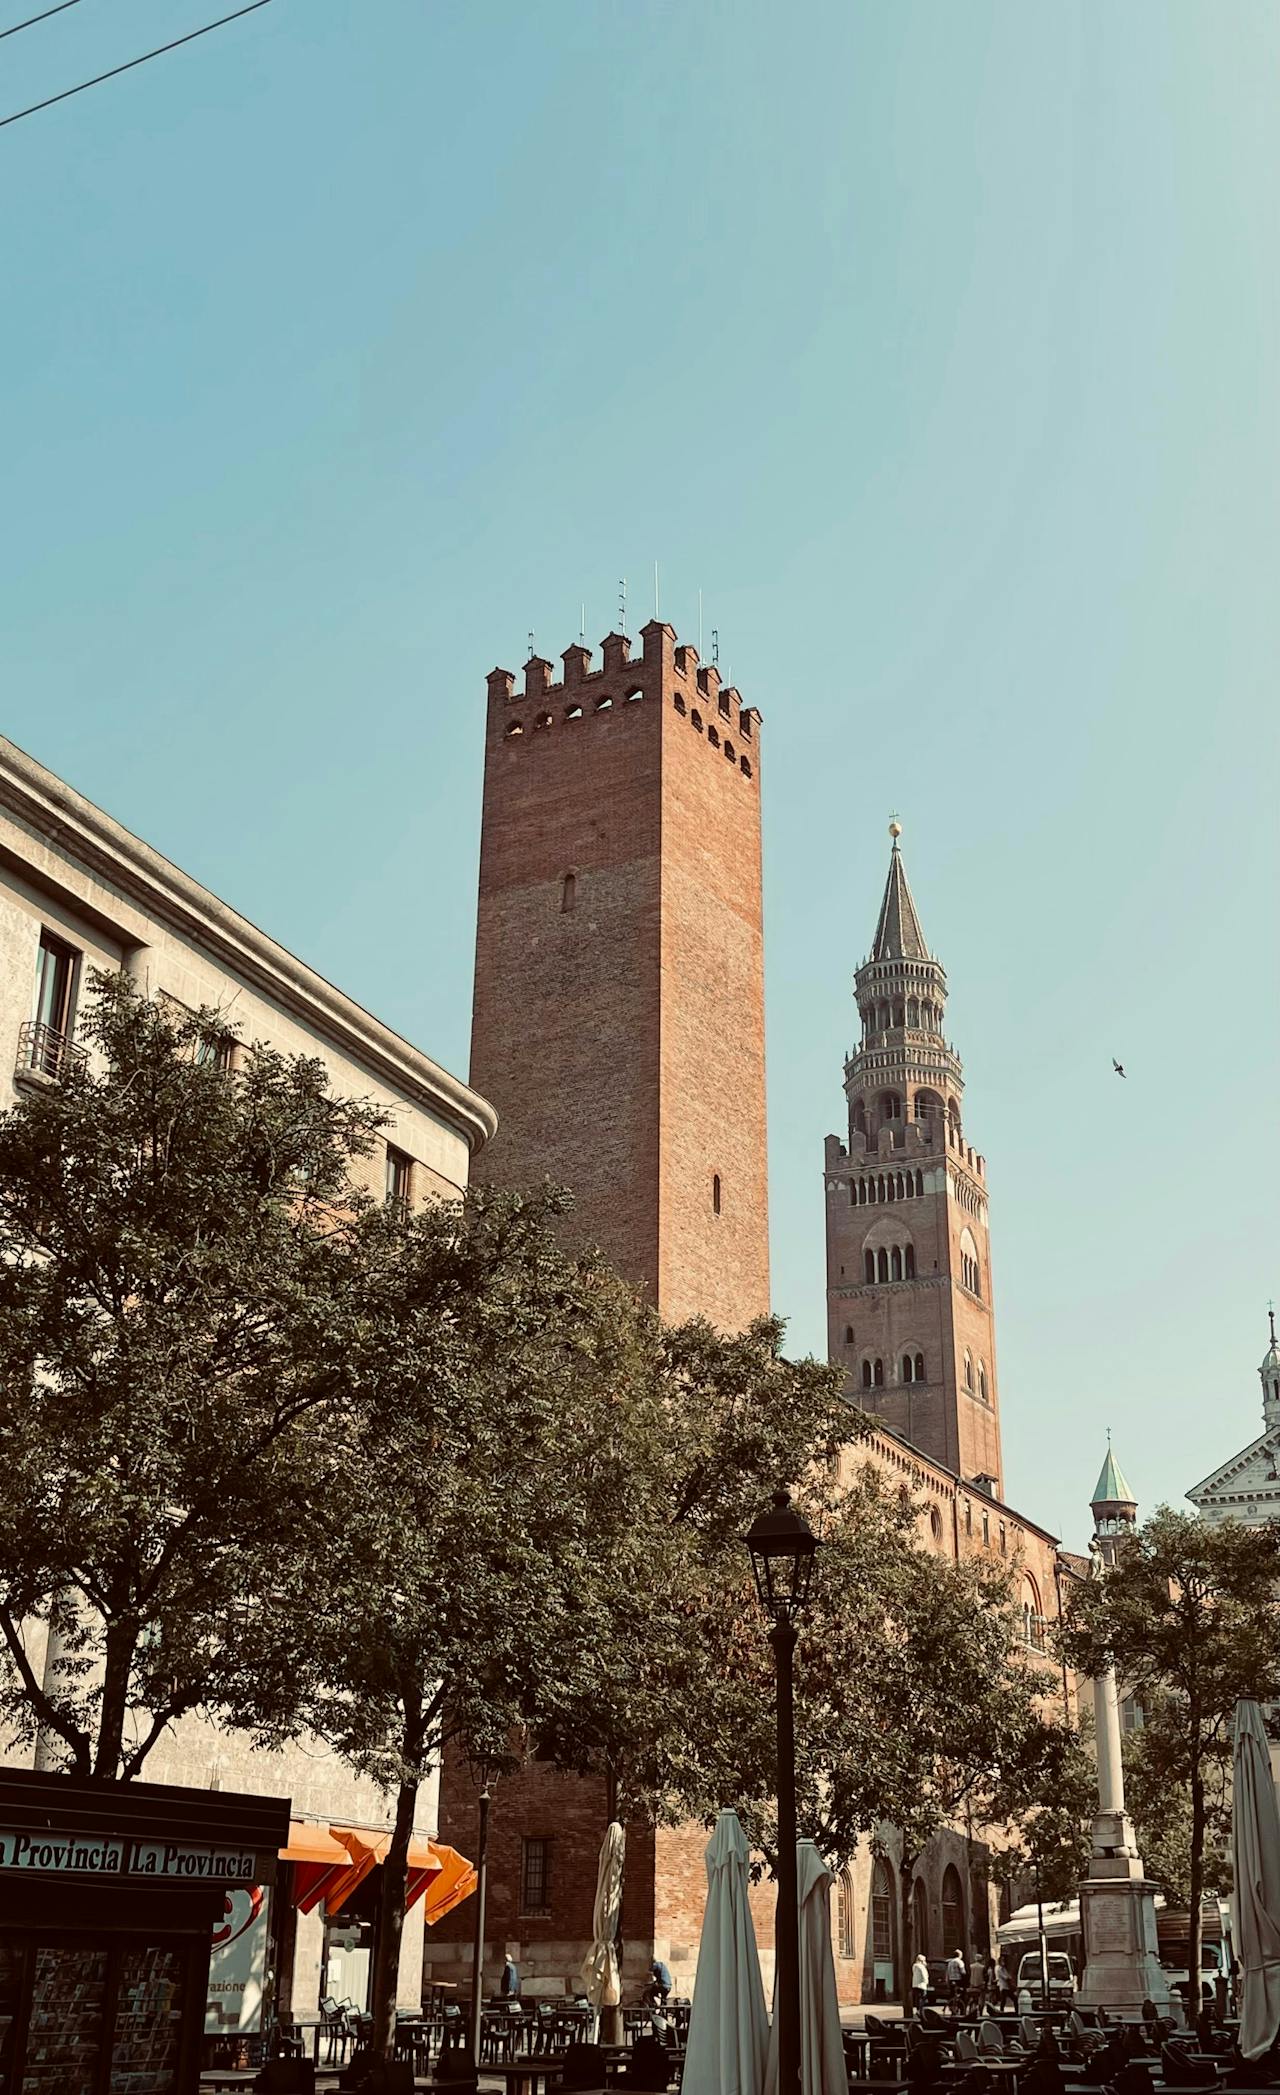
left=520, top=1837, right=551, bottom=1915
left=385, top=1146, right=413, bottom=1212
left=872, top=1892, right=892, bottom=1962
left=33, top=931, right=78, bottom=1037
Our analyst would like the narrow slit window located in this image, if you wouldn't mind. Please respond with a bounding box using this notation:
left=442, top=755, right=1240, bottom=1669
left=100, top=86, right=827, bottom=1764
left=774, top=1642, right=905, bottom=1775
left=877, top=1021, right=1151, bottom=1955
left=712, top=1173, right=722, bottom=1216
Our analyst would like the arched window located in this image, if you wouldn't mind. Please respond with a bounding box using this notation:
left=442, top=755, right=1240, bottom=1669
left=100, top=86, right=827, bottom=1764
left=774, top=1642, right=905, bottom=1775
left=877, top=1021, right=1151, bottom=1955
left=964, top=1352, right=973, bottom=1391
left=978, top=1361, right=988, bottom=1404
left=876, top=1249, right=889, bottom=1283
left=877, top=1175, right=886, bottom=1200
left=837, top=1869, right=857, bottom=1960
left=964, top=1500, right=973, bottom=1535
left=852, top=1102, right=867, bottom=1138
left=999, top=1522, right=1007, bottom=1556
left=879, top=1092, right=902, bottom=1121
left=886, top=1177, right=895, bottom=1201
left=595, top=695, right=613, bottom=712
left=712, top=1173, right=722, bottom=1216
left=908, top=998, right=919, bottom=1028
left=905, top=1245, right=916, bottom=1278
left=916, top=1171, right=924, bottom=1196
left=561, top=872, right=577, bottom=913
left=941, top=1866, right=965, bottom=1957
left=912, top=1875, right=929, bottom=1961
left=1022, top=1575, right=1044, bottom=1651
left=864, top=1251, right=876, bottom=1284
left=891, top=1246, right=903, bottom=1282
left=897, top=1173, right=906, bottom=1199
left=844, top=1326, right=854, bottom=1345
left=894, top=1003, right=905, bottom=1027
left=873, top=1358, right=884, bottom=1387
left=915, top=1088, right=943, bottom=1126
left=861, top=1360, right=873, bottom=1390
left=915, top=1352, right=925, bottom=1382
left=902, top=1354, right=914, bottom=1384
left=871, top=1859, right=895, bottom=1966
left=859, top=1181, right=868, bottom=1204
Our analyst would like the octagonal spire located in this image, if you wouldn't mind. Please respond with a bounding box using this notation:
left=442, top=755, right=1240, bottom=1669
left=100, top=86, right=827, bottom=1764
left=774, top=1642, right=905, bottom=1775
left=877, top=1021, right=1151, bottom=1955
left=872, top=826, right=932, bottom=963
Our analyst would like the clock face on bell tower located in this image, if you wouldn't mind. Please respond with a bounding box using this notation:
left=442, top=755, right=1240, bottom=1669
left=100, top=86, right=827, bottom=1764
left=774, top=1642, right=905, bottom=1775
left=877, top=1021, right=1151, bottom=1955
left=823, top=827, right=1003, bottom=1492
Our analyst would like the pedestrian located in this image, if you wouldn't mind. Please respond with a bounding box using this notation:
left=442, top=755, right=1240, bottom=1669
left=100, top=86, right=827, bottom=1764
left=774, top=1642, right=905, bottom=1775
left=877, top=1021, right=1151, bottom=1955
left=912, top=1950, right=930, bottom=2014
left=648, top=1959, right=672, bottom=2005
left=946, top=1948, right=967, bottom=2005
left=500, top=1950, right=521, bottom=1999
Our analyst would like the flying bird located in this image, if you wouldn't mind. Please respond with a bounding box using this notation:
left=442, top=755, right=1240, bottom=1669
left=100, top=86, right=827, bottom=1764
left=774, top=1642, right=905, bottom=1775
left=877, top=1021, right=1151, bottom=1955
left=1112, top=1059, right=1127, bottom=1078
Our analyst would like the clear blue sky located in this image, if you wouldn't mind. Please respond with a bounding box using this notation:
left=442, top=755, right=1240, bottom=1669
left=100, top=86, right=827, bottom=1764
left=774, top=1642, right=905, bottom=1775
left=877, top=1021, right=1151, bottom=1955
left=4, top=1, right=1277, bottom=1549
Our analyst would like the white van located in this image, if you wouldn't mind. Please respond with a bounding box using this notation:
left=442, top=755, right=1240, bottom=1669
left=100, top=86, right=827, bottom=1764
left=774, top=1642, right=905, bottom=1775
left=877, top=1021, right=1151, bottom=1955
left=1013, top=1950, right=1077, bottom=2004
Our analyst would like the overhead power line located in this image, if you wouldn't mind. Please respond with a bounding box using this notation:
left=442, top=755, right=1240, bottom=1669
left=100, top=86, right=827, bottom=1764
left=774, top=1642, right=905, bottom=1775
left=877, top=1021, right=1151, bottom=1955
left=0, top=2, right=85, bottom=43
left=0, top=0, right=273, bottom=130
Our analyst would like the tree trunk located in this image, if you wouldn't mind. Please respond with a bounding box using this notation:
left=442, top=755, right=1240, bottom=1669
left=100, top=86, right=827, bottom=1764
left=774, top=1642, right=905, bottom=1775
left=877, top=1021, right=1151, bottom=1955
left=93, top=1619, right=135, bottom=1777
left=899, top=1854, right=916, bottom=2012
left=371, top=1774, right=418, bottom=2062
left=1188, top=1753, right=1205, bottom=2019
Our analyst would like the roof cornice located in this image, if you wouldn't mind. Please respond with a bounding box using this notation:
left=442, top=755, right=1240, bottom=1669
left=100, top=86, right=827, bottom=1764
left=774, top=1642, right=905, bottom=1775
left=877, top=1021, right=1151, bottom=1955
left=0, top=735, right=497, bottom=1155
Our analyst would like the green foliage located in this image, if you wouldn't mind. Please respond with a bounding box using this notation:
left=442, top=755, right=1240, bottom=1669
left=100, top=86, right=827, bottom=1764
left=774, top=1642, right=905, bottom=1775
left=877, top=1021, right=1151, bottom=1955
left=0, top=971, right=386, bottom=1778
left=1121, top=1695, right=1232, bottom=1905
left=1059, top=1507, right=1280, bottom=1984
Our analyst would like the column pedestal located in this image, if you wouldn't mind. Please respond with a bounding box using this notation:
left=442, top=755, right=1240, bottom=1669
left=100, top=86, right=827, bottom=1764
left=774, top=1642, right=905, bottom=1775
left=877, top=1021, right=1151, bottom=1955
left=1075, top=1672, right=1169, bottom=2017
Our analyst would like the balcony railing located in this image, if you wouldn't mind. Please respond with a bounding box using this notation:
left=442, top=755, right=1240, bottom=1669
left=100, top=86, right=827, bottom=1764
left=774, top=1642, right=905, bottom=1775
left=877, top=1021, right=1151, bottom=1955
left=16, top=1020, right=87, bottom=1083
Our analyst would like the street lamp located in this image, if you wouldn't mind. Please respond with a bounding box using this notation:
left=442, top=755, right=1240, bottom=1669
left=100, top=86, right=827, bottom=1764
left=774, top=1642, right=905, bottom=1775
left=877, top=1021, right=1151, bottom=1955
left=464, top=1759, right=493, bottom=2071
left=745, top=1488, right=819, bottom=2095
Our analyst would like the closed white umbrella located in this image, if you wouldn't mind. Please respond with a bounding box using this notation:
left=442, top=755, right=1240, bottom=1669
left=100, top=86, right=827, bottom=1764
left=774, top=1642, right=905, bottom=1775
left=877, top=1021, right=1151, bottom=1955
left=1232, top=1699, right=1280, bottom=2059
left=683, top=1810, right=769, bottom=2095
left=582, top=1820, right=626, bottom=2041
left=765, top=1840, right=846, bottom=2095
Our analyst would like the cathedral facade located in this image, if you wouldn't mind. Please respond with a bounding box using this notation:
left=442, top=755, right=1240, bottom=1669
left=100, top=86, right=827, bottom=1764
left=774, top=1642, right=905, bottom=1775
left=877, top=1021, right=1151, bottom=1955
left=430, top=629, right=1072, bottom=2007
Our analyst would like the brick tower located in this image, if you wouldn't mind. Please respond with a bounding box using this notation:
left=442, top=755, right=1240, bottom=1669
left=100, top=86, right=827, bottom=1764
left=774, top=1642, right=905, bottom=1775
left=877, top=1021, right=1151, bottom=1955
left=469, top=619, right=769, bottom=1326
left=429, top=621, right=771, bottom=2000
left=823, top=824, right=1003, bottom=1490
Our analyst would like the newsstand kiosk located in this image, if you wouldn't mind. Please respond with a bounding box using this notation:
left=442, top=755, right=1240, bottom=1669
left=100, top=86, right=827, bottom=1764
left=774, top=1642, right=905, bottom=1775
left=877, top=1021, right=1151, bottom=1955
left=0, top=1765, right=289, bottom=2094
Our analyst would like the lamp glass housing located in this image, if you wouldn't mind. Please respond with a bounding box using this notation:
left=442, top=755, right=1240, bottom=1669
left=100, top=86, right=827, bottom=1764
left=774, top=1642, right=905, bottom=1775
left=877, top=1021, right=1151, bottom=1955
left=745, top=1489, right=818, bottom=1624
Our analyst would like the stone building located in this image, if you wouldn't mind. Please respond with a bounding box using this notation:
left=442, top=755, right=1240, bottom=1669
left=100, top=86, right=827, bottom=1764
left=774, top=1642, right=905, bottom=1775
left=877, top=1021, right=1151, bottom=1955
left=1186, top=1312, right=1280, bottom=1528
left=431, top=635, right=1074, bottom=2008
left=0, top=732, right=495, bottom=2026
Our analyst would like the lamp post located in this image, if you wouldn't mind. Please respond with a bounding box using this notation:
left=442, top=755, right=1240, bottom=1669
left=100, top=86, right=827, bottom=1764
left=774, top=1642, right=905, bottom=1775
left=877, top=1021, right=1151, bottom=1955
left=745, top=1488, right=819, bottom=2095
left=467, top=1769, right=492, bottom=2071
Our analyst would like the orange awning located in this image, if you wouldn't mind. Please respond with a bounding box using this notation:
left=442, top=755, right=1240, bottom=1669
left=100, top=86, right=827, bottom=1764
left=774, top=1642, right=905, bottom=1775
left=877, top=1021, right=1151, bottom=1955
left=282, top=1822, right=475, bottom=1922
left=323, top=1827, right=389, bottom=1915
left=280, top=1820, right=351, bottom=1915
left=405, top=1835, right=445, bottom=1914
left=421, top=1844, right=477, bottom=1926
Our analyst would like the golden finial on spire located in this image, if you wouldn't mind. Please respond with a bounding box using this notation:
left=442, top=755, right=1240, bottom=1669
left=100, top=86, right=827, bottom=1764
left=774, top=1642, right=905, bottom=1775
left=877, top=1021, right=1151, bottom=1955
left=889, top=814, right=902, bottom=842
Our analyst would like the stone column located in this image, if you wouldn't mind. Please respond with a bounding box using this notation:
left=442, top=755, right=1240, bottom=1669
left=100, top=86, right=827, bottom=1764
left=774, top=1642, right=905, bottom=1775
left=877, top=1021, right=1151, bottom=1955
left=1075, top=1670, right=1169, bottom=2016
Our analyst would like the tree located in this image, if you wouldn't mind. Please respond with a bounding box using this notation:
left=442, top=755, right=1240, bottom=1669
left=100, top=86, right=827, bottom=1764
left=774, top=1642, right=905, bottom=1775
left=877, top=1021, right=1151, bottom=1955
left=1060, top=1507, right=1280, bottom=1989
left=526, top=1315, right=854, bottom=1824
left=0, top=971, right=385, bottom=1777
left=280, top=1184, right=670, bottom=2064
left=1122, top=1697, right=1232, bottom=1906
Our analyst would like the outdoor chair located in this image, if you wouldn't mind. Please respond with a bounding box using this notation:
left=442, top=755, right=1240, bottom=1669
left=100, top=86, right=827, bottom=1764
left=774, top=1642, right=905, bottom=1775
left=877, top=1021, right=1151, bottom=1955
left=978, top=2021, right=1006, bottom=2056
left=254, top=2063, right=317, bottom=2094
left=435, top=2051, right=480, bottom=2088
left=1021, top=2017, right=1043, bottom=2049
left=956, top=2030, right=980, bottom=2063
left=623, top=2036, right=676, bottom=2090
left=561, top=2041, right=609, bottom=2090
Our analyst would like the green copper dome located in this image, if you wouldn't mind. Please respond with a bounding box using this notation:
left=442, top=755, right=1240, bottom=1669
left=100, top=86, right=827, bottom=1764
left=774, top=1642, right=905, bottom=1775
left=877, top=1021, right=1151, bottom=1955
left=1090, top=1445, right=1136, bottom=1509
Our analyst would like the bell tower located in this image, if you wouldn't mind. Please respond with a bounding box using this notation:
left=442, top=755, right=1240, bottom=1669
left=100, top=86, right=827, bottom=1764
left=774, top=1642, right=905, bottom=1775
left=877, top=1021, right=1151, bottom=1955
left=823, top=824, right=1003, bottom=1490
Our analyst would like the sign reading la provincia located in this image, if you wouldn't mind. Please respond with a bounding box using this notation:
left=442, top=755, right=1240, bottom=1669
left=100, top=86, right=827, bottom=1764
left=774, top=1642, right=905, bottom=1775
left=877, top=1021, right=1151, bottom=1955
left=0, top=1828, right=256, bottom=1881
